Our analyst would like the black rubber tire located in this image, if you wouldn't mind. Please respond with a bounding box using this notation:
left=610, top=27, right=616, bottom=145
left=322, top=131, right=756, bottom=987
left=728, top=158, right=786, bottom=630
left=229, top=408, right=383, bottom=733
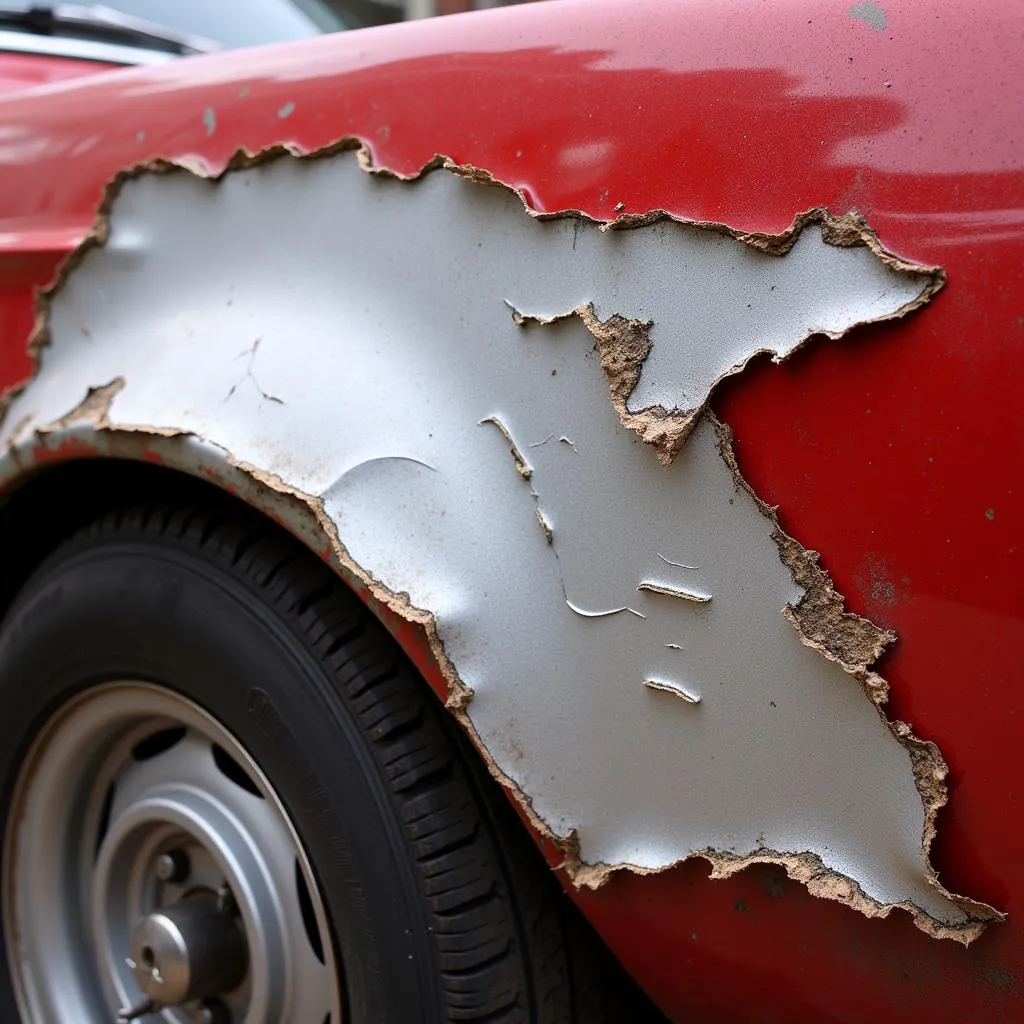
left=0, top=502, right=650, bottom=1023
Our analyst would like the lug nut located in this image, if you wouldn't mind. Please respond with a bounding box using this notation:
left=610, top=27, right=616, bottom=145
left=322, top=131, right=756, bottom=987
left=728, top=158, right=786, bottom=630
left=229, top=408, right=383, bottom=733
left=155, top=849, right=190, bottom=883
left=198, top=997, right=231, bottom=1024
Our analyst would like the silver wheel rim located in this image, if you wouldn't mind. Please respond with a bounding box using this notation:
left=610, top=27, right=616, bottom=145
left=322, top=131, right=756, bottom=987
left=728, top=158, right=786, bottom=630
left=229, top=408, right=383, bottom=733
left=3, top=682, right=342, bottom=1023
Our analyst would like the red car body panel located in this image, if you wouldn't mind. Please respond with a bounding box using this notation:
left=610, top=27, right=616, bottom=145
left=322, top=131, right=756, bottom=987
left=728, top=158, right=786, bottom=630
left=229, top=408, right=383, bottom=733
left=0, top=51, right=115, bottom=94
left=0, top=1, right=1021, bottom=1019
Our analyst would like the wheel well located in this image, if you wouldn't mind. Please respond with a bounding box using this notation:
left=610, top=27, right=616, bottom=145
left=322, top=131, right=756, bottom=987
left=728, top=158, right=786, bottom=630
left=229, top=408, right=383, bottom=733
left=0, top=457, right=284, bottom=623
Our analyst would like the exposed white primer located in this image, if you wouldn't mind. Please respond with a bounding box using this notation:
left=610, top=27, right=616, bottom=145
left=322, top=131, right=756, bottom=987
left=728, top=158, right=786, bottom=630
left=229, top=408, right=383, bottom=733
left=0, top=150, right=984, bottom=937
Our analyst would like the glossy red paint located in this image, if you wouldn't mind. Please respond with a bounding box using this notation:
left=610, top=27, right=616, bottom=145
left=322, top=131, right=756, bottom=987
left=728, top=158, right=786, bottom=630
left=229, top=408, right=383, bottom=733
left=0, top=1, right=1021, bottom=1019
left=0, top=50, right=113, bottom=95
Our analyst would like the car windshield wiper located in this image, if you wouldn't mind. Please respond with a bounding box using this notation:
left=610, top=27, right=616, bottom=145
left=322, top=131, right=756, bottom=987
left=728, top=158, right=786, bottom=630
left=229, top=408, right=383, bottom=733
left=0, top=2, right=221, bottom=56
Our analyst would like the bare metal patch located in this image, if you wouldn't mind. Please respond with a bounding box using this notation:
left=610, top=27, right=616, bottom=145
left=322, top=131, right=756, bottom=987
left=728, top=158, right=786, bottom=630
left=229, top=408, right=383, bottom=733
left=0, top=141, right=1000, bottom=943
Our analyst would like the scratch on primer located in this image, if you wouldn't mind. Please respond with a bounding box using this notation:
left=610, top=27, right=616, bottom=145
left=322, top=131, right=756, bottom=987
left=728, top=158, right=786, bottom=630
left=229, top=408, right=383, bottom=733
left=657, top=552, right=701, bottom=571
left=224, top=337, right=284, bottom=406
left=637, top=581, right=712, bottom=604
left=334, top=454, right=438, bottom=482
left=566, top=598, right=646, bottom=620
left=528, top=433, right=579, bottom=453
left=644, top=679, right=702, bottom=704
left=480, top=415, right=533, bottom=479
left=664, top=643, right=685, bottom=651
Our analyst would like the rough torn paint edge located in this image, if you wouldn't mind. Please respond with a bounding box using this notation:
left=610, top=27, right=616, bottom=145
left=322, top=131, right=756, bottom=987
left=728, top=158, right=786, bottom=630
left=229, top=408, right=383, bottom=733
left=0, top=136, right=998, bottom=945
left=708, top=411, right=1003, bottom=942
left=505, top=233, right=943, bottom=465
left=2, top=135, right=946, bottom=434
left=35, top=377, right=125, bottom=432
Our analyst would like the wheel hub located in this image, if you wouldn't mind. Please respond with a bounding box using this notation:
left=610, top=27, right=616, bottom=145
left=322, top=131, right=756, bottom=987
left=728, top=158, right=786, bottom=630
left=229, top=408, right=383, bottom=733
left=129, top=892, right=248, bottom=1006
left=2, top=682, right=341, bottom=1022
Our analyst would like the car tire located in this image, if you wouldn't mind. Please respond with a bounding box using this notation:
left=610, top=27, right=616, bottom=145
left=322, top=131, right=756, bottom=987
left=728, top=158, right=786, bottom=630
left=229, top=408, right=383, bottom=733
left=0, top=501, right=630, bottom=1023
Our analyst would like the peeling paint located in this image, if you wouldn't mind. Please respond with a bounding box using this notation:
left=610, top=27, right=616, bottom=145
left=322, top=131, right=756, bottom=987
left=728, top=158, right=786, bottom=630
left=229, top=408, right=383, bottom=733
left=504, top=206, right=940, bottom=466
left=710, top=414, right=999, bottom=939
left=643, top=678, right=701, bottom=704
left=480, top=414, right=533, bottom=479
left=35, top=377, right=124, bottom=431
left=535, top=507, right=553, bottom=544
left=636, top=581, right=711, bottom=604
left=5, top=412, right=34, bottom=452
left=0, top=140, right=999, bottom=944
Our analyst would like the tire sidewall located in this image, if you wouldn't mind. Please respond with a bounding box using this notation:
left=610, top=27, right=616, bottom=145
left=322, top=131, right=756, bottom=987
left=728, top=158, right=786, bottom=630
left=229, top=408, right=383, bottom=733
left=0, top=534, right=445, bottom=1022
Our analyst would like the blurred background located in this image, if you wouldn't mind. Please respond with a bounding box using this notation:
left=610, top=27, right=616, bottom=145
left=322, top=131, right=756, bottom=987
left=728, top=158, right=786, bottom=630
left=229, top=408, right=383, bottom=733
left=0, top=1, right=551, bottom=59
left=342, top=0, right=540, bottom=23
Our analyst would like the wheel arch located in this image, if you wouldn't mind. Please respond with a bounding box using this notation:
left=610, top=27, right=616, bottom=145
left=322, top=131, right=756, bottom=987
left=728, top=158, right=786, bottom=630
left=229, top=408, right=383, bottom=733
left=0, top=431, right=451, bottom=709
left=0, top=439, right=666, bottom=1023
left=0, top=429, right=662, bottom=1018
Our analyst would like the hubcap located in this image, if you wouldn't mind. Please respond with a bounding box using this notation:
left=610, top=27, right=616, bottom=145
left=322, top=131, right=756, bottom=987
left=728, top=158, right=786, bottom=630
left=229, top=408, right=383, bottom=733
left=2, top=683, right=341, bottom=1022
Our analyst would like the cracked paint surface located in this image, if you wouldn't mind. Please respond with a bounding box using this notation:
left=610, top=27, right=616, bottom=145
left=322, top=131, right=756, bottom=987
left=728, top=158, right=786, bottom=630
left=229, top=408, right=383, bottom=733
left=0, top=144, right=1000, bottom=943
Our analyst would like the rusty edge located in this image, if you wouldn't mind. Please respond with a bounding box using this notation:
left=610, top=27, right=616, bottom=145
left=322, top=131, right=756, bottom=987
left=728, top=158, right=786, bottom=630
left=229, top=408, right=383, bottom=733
left=0, top=137, right=1001, bottom=945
